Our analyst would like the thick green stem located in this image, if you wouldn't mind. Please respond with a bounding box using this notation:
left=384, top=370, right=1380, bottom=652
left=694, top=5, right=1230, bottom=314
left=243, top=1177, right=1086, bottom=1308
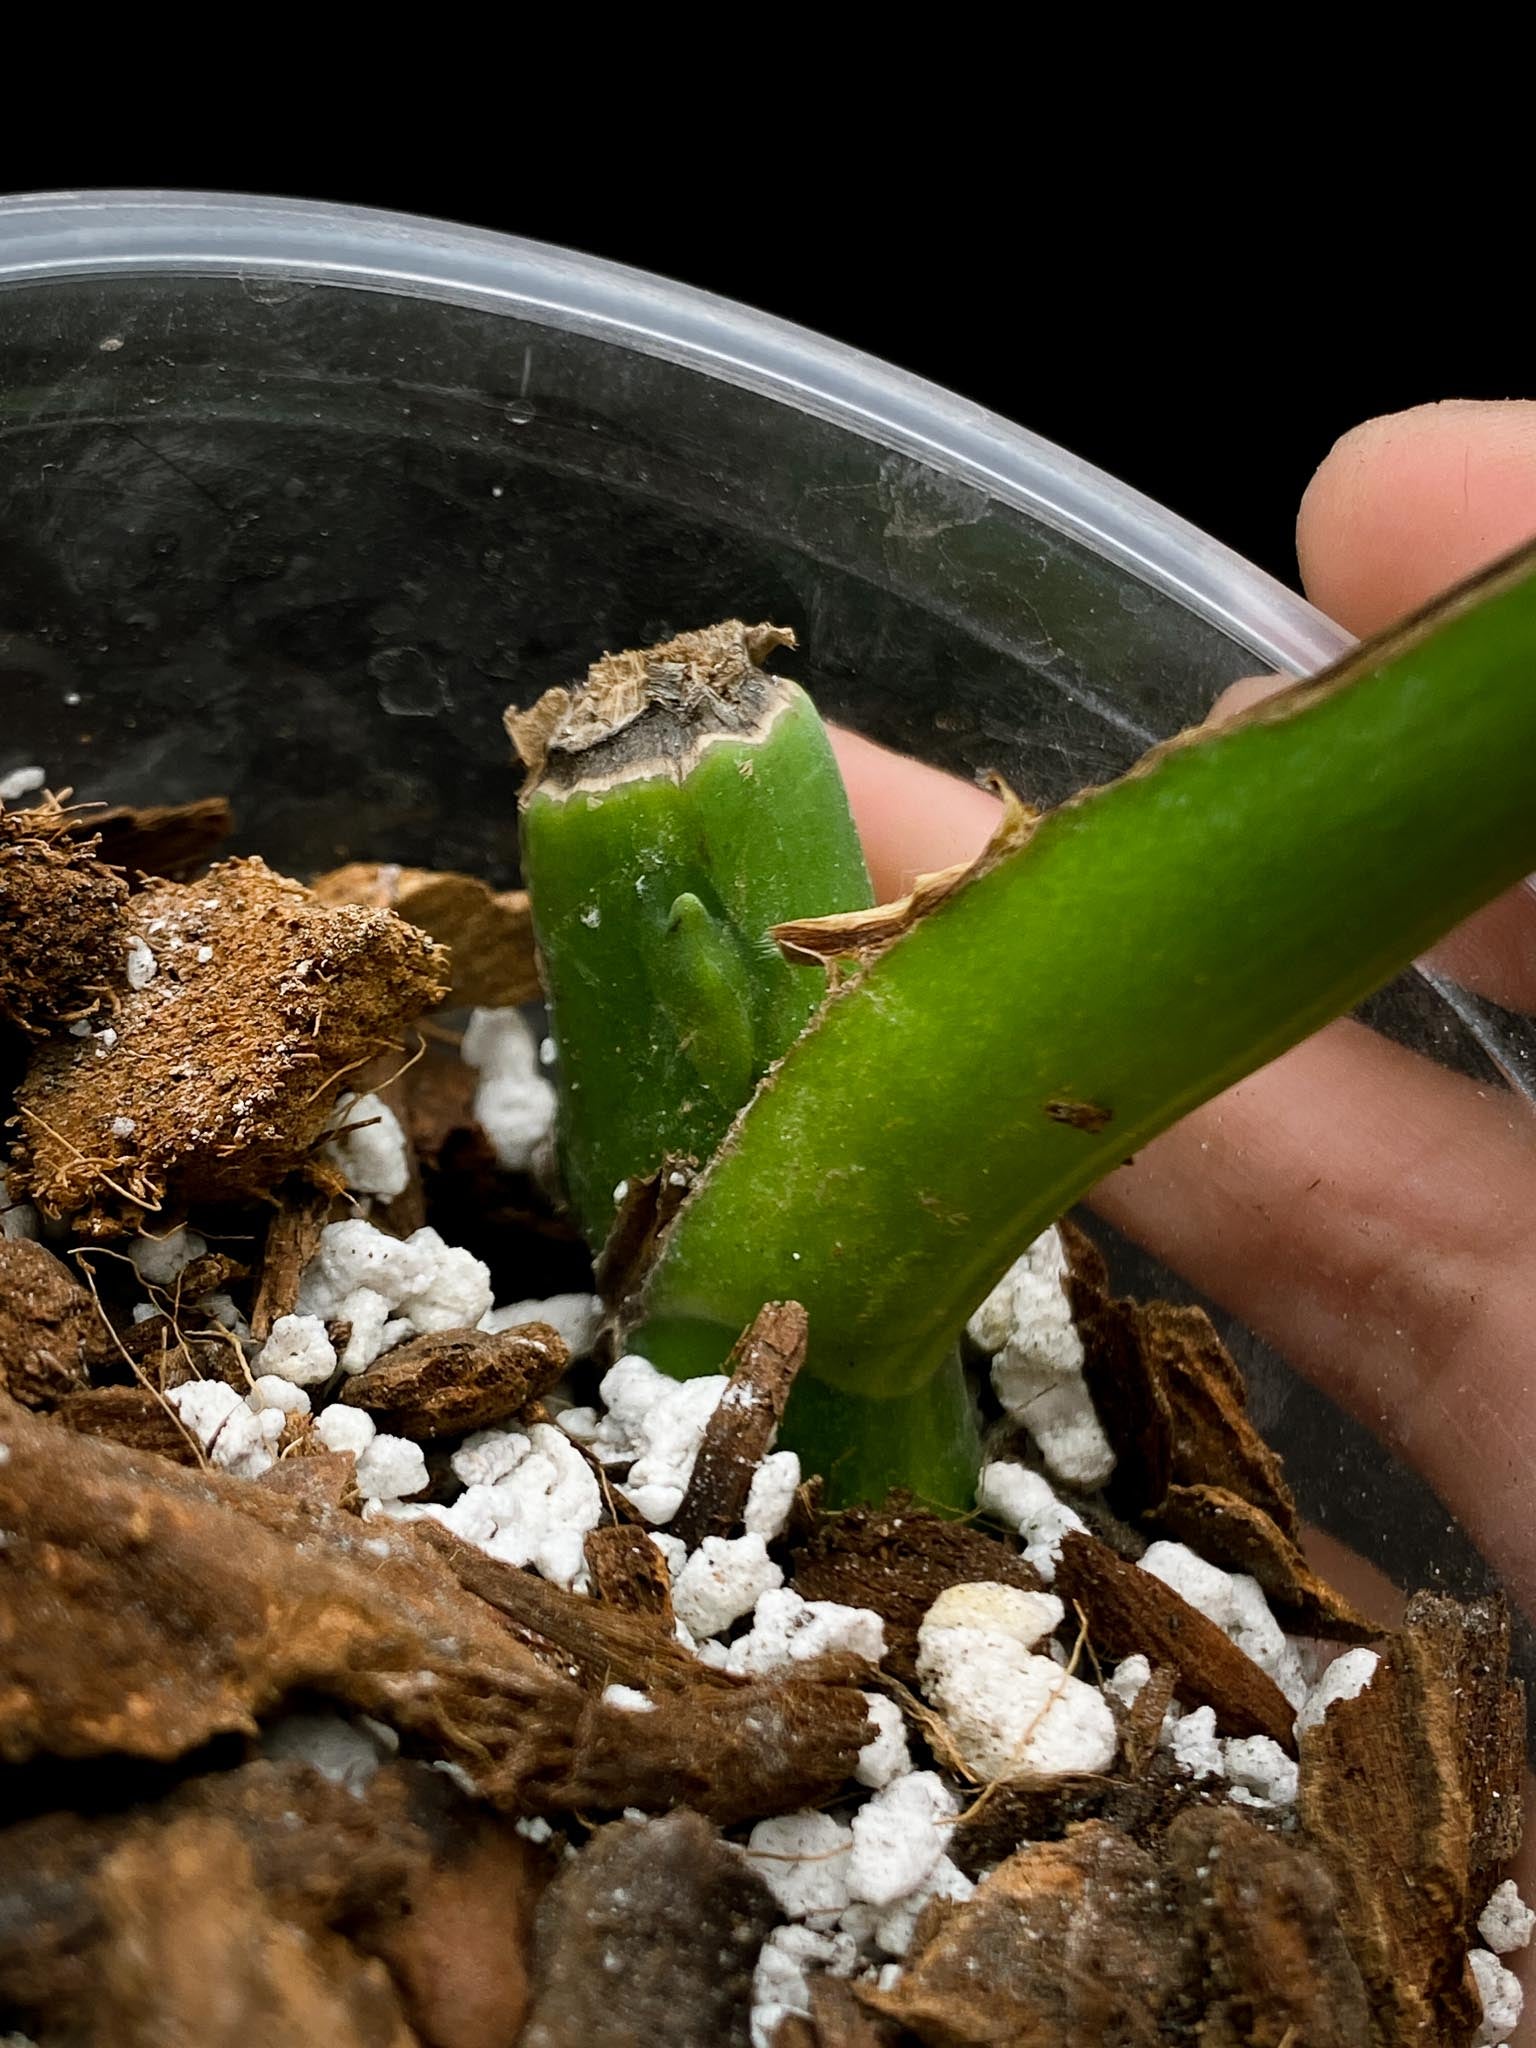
left=512, top=622, right=873, bottom=1248
left=637, top=546, right=1536, bottom=1410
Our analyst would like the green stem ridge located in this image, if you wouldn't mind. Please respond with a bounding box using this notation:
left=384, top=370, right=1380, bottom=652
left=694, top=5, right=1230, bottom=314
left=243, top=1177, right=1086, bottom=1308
left=636, top=545, right=1536, bottom=1410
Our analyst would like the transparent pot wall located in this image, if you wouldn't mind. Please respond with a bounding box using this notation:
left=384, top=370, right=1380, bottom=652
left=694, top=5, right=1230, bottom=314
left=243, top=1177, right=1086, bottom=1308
left=0, top=204, right=1527, bottom=1686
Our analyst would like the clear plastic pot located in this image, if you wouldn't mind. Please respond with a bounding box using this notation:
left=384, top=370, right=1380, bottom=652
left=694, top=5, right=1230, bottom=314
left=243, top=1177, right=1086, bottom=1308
left=0, top=191, right=1529, bottom=1686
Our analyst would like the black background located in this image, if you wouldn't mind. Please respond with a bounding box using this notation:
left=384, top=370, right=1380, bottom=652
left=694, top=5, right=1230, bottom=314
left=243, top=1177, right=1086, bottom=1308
left=3, top=155, right=1525, bottom=594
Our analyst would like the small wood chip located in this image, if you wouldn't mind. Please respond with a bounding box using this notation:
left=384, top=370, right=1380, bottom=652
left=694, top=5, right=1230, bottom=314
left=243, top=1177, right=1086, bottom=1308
left=251, top=1180, right=344, bottom=1340
left=1405, top=1591, right=1525, bottom=1901
left=339, top=1323, right=568, bottom=1440
left=584, top=1523, right=675, bottom=1623
left=790, top=1499, right=1044, bottom=1686
left=1118, top=1661, right=1179, bottom=1777
left=0, top=1239, right=98, bottom=1408
left=1139, top=1300, right=1298, bottom=1538
left=671, top=1301, right=806, bottom=1549
left=1155, top=1482, right=1379, bottom=1640
left=949, top=1768, right=1192, bottom=1880
left=1298, top=1613, right=1481, bottom=2044
left=56, top=1384, right=201, bottom=1465
left=522, top=1812, right=777, bottom=2048
left=312, top=861, right=541, bottom=1010
left=66, top=796, right=235, bottom=881
left=594, top=1155, right=695, bottom=1317
left=1054, top=1528, right=1298, bottom=1750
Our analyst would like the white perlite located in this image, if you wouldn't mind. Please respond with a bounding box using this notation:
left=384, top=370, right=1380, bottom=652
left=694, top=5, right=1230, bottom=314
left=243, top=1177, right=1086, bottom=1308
left=167, top=1379, right=281, bottom=1480
left=1479, top=1879, right=1536, bottom=1955
left=846, top=1770, right=958, bottom=1910
left=966, top=1227, right=1114, bottom=1490
left=560, top=1353, right=728, bottom=1525
left=260, top=1712, right=390, bottom=1791
left=0, top=1169, right=39, bottom=1241
left=354, top=1434, right=429, bottom=1502
left=863, top=1856, right=975, bottom=1959
left=1470, top=1945, right=1524, bottom=2044
left=745, top=1810, right=853, bottom=1923
left=461, top=1006, right=557, bottom=1174
left=295, top=1220, right=493, bottom=1370
left=1140, top=1540, right=1307, bottom=1710
left=743, top=1450, right=802, bottom=1542
left=247, top=1376, right=311, bottom=1419
left=975, top=1460, right=1086, bottom=1583
left=726, top=1587, right=887, bottom=1678
left=751, top=1924, right=860, bottom=2048
left=480, top=1291, right=603, bottom=1357
left=314, top=1404, right=376, bottom=1457
left=916, top=1582, right=1116, bottom=1783
left=129, top=1225, right=208, bottom=1286
left=1294, top=1647, right=1381, bottom=1739
left=124, top=935, right=158, bottom=989
left=322, top=1091, right=411, bottom=1199
left=600, top=1684, right=656, bottom=1713
left=256, top=1314, right=338, bottom=1387
left=855, top=1693, right=912, bottom=1789
left=671, top=1533, right=784, bottom=1641
left=1167, top=1705, right=1224, bottom=1781
left=1106, top=1654, right=1151, bottom=1710
left=0, top=764, right=46, bottom=802
left=413, top=1423, right=601, bottom=1589
left=1223, top=1734, right=1299, bottom=1808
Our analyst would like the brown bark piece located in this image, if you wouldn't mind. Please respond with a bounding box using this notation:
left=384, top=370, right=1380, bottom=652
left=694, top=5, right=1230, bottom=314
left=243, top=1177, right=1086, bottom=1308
left=258, top=1448, right=363, bottom=1511
left=56, top=1383, right=202, bottom=1463
left=0, top=796, right=129, bottom=1036
left=672, top=1299, right=807, bottom=1549
left=252, top=1180, right=341, bottom=1339
left=1140, top=1301, right=1299, bottom=1538
left=11, top=856, right=449, bottom=1234
left=312, top=862, right=540, bottom=1011
left=0, top=1394, right=565, bottom=1768
left=0, top=1760, right=431, bottom=2026
left=522, top=1811, right=778, bottom=2048
left=862, top=1821, right=1188, bottom=2045
left=67, top=795, right=235, bottom=879
left=790, top=1500, right=1043, bottom=1686
left=1298, top=1620, right=1480, bottom=2046
left=339, top=1323, right=568, bottom=1439
left=89, top=1815, right=419, bottom=2048
left=1165, top=1803, right=1371, bottom=2046
left=0, top=1237, right=97, bottom=1407
left=527, top=1674, right=874, bottom=1825
left=1405, top=1591, right=1525, bottom=1901
left=1156, top=1483, right=1380, bottom=1640
left=1076, top=1291, right=1175, bottom=1518
left=414, top=1518, right=716, bottom=1697
left=362, top=1807, right=549, bottom=2048
left=1054, top=1529, right=1297, bottom=1749
left=1119, top=1661, right=1179, bottom=1777
left=584, top=1521, right=675, bottom=1622
left=948, top=1766, right=1194, bottom=1879
left=594, top=1153, right=695, bottom=1312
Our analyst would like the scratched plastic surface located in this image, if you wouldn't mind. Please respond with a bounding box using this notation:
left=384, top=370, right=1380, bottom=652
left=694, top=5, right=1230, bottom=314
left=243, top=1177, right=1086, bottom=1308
left=0, top=193, right=1529, bottom=1681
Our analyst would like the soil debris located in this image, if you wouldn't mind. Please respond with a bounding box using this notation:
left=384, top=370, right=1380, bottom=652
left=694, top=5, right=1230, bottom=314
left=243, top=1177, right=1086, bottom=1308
left=522, top=1810, right=778, bottom=2048
left=56, top=1382, right=202, bottom=1463
left=312, top=861, right=541, bottom=1011
left=339, top=1323, right=567, bottom=1440
left=790, top=1498, right=1044, bottom=1686
left=1054, top=1527, right=1298, bottom=1749
left=0, top=795, right=129, bottom=1037
left=672, top=1298, right=807, bottom=1549
left=252, top=1178, right=341, bottom=1338
left=9, top=856, right=449, bottom=1233
left=0, top=1237, right=99, bottom=1406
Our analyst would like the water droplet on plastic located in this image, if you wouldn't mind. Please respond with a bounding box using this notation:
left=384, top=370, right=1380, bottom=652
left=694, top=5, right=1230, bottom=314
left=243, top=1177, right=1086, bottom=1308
left=503, top=397, right=536, bottom=426
left=367, top=646, right=451, bottom=718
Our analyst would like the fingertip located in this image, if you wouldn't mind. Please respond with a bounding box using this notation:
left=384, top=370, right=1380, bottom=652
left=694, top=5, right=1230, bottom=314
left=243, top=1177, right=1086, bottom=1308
left=1297, top=400, right=1536, bottom=634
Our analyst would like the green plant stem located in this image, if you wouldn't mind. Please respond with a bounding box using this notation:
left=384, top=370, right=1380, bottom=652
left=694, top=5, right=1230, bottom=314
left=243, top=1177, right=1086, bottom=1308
left=637, top=546, right=1536, bottom=1413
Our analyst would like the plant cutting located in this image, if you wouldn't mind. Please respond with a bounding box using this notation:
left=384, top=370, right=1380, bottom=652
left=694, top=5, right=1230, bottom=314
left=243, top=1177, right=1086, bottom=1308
left=513, top=544, right=1536, bottom=1513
